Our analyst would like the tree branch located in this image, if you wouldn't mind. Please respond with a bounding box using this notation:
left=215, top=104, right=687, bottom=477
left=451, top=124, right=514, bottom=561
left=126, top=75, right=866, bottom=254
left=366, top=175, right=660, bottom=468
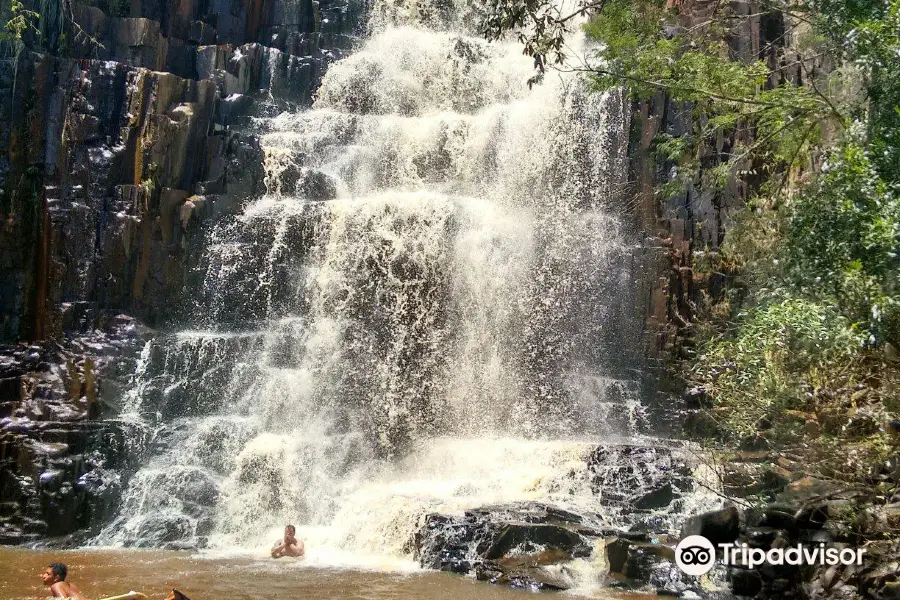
left=561, top=65, right=820, bottom=111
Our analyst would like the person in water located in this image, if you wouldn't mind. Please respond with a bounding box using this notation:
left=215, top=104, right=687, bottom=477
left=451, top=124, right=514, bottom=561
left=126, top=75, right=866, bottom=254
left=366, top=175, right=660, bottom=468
left=42, top=563, right=88, bottom=599
left=271, top=524, right=305, bottom=558
left=40, top=562, right=186, bottom=600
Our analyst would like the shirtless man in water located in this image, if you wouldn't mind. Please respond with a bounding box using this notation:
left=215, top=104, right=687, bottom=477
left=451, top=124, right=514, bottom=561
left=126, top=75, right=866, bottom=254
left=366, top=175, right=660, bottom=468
left=271, top=524, right=305, bottom=558
left=41, top=563, right=87, bottom=599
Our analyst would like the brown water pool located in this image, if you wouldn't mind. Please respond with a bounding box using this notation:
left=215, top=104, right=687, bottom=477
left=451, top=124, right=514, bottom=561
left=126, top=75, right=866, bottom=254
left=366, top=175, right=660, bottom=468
left=0, top=547, right=649, bottom=600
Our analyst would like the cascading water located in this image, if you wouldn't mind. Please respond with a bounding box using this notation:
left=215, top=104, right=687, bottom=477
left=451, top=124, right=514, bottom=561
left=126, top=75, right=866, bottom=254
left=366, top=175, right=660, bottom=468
left=96, top=0, right=696, bottom=582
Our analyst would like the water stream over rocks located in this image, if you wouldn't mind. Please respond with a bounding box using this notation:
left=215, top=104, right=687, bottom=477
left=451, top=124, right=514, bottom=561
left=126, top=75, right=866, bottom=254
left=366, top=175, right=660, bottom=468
left=87, top=0, right=723, bottom=595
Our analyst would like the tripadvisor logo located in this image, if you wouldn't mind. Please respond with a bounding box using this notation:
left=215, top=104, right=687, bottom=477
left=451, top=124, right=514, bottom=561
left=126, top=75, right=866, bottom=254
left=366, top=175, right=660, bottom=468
left=675, top=535, right=866, bottom=576
left=675, top=535, right=716, bottom=575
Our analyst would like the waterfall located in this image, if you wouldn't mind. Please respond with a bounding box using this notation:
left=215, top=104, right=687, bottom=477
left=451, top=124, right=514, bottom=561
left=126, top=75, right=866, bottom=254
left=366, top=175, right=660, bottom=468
left=95, top=0, right=671, bottom=572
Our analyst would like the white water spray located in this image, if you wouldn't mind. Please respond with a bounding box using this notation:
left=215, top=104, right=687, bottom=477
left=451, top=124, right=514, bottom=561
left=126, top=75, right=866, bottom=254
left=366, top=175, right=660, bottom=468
left=96, top=0, right=683, bottom=582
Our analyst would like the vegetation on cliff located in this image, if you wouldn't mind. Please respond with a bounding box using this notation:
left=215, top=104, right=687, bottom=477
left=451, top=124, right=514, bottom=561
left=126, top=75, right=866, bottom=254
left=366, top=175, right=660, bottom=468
left=484, top=0, right=899, bottom=470
left=483, top=0, right=900, bottom=590
left=1, top=0, right=39, bottom=41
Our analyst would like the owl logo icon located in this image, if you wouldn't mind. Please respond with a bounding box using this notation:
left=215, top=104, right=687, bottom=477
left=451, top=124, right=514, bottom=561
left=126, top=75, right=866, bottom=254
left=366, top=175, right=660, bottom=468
left=675, top=535, right=716, bottom=575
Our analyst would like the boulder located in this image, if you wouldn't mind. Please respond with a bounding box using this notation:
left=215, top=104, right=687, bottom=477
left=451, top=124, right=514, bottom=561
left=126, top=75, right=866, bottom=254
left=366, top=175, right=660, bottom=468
left=414, top=501, right=593, bottom=587
left=133, top=514, right=193, bottom=546
left=477, top=550, right=576, bottom=591
left=730, top=567, right=763, bottom=596
left=484, top=523, right=591, bottom=560
left=633, top=483, right=675, bottom=510
left=606, top=538, right=676, bottom=578
left=606, top=537, right=697, bottom=594
left=757, top=503, right=797, bottom=531
left=680, top=506, right=740, bottom=544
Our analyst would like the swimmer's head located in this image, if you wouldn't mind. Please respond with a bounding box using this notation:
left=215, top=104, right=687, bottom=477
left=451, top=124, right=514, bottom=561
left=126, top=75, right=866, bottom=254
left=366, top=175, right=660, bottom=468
left=165, top=589, right=191, bottom=600
left=41, top=563, right=68, bottom=585
left=285, top=524, right=296, bottom=536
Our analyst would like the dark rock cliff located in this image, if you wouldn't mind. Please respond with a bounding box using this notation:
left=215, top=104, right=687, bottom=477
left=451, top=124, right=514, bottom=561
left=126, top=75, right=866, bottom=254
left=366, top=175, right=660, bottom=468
left=1, top=0, right=362, bottom=341
left=629, top=0, right=829, bottom=363
left=0, top=0, right=361, bottom=542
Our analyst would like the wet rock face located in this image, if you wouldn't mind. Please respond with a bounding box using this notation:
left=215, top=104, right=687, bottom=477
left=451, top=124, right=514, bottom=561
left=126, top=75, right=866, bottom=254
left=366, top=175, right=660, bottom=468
left=413, top=445, right=705, bottom=594
left=603, top=537, right=704, bottom=596
left=414, top=500, right=706, bottom=595
left=0, top=0, right=360, bottom=542
left=680, top=506, right=740, bottom=545
left=414, top=502, right=595, bottom=591
left=0, top=315, right=148, bottom=544
left=587, top=444, right=695, bottom=529
left=1, top=52, right=211, bottom=340
left=1, top=0, right=361, bottom=344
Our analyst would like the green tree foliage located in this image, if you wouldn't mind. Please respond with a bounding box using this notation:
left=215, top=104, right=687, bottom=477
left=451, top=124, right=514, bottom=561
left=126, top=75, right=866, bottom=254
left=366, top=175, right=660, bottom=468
left=2, top=0, right=40, bottom=41
left=481, top=0, right=900, bottom=453
left=680, top=0, right=897, bottom=449
left=482, top=0, right=604, bottom=74
left=693, top=298, right=865, bottom=440
left=585, top=0, right=833, bottom=194
left=785, top=140, right=900, bottom=347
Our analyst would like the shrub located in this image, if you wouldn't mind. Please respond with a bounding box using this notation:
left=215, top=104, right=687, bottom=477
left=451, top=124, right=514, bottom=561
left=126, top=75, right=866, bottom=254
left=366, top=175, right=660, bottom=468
left=694, top=297, right=866, bottom=442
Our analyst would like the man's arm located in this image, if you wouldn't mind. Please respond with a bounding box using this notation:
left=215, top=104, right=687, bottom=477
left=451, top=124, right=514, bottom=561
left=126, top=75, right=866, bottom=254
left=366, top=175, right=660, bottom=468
left=49, top=582, right=66, bottom=598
